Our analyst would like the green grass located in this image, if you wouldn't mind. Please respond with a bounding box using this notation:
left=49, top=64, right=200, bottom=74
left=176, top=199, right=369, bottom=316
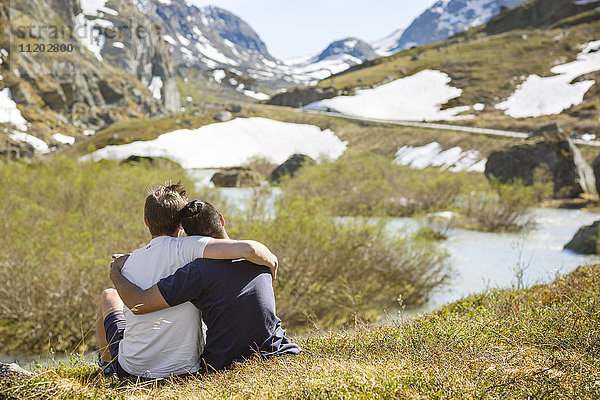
left=2, top=264, right=598, bottom=399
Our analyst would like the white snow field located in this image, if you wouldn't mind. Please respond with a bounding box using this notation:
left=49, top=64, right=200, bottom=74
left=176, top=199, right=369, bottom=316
left=82, top=117, right=347, bottom=169
left=303, top=70, right=472, bottom=121
left=496, top=40, right=600, bottom=118
left=0, top=88, right=28, bottom=131
left=394, top=142, right=486, bottom=172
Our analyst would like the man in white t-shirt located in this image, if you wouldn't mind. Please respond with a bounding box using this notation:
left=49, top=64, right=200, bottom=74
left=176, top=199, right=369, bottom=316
left=95, top=182, right=277, bottom=379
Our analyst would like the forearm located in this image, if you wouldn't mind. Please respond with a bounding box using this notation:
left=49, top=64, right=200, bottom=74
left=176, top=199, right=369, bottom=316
left=110, top=267, right=169, bottom=314
left=241, top=240, right=277, bottom=268
left=204, top=239, right=277, bottom=269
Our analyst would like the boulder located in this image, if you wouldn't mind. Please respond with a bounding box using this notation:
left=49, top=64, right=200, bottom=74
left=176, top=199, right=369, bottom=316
left=226, top=103, right=243, bottom=113
left=270, top=154, right=316, bottom=183
left=0, top=362, right=33, bottom=379
left=214, top=111, right=233, bottom=122
left=485, top=124, right=596, bottom=198
left=564, top=220, right=600, bottom=254
left=211, top=168, right=262, bottom=188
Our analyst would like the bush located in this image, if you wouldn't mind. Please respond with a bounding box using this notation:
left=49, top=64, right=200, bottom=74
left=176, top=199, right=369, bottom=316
left=0, top=157, right=196, bottom=355
left=281, top=152, right=481, bottom=217
left=459, top=180, right=536, bottom=232
left=228, top=195, right=451, bottom=329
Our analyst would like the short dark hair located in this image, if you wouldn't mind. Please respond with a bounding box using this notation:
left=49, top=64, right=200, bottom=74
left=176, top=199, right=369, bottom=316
left=144, top=182, right=188, bottom=236
left=179, top=200, right=226, bottom=238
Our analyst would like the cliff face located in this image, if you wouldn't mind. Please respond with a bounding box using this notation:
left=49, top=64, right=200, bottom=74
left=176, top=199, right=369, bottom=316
left=1, top=0, right=179, bottom=147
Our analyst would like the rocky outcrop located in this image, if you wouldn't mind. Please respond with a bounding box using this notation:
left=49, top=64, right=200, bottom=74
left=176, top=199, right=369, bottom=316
left=485, top=124, right=596, bottom=198
left=267, top=87, right=342, bottom=108
left=0, top=362, right=33, bottom=378
left=564, top=220, right=600, bottom=254
left=270, top=154, right=316, bottom=183
left=3, top=0, right=180, bottom=147
left=211, top=168, right=262, bottom=187
left=592, top=155, right=600, bottom=196
left=486, top=0, right=600, bottom=35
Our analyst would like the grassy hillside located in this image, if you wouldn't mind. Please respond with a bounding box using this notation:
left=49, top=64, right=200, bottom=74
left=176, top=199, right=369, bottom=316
left=2, top=263, right=598, bottom=399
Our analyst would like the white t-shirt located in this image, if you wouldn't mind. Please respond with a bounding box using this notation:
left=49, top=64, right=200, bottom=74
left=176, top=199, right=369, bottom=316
left=118, top=235, right=212, bottom=378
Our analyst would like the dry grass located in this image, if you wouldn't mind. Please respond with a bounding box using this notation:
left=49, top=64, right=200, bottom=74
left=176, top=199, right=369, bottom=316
left=2, top=264, right=599, bottom=399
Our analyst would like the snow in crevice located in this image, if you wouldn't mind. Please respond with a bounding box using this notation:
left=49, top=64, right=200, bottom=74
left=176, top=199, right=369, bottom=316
left=148, top=76, right=163, bottom=100
left=74, top=13, right=113, bottom=61
left=304, top=69, right=473, bottom=122
left=394, top=142, right=486, bottom=172
left=496, top=40, right=600, bottom=118
left=81, top=118, right=347, bottom=169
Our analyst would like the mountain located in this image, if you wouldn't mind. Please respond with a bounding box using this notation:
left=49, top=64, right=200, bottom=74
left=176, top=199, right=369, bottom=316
left=371, top=29, right=405, bottom=57
left=386, top=0, right=525, bottom=53
left=136, top=0, right=310, bottom=88
left=271, top=0, right=600, bottom=135
left=1, top=0, right=180, bottom=149
left=285, top=38, right=379, bottom=81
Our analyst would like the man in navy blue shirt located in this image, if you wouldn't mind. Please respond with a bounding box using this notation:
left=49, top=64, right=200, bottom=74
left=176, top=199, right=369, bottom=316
left=110, top=200, right=300, bottom=372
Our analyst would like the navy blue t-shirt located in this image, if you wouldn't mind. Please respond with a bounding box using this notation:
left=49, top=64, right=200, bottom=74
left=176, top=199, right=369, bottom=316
left=156, top=258, right=301, bottom=371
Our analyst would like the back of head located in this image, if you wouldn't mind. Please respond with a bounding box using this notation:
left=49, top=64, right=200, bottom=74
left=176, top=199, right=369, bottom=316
left=179, top=200, right=226, bottom=239
left=144, top=182, right=188, bottom=236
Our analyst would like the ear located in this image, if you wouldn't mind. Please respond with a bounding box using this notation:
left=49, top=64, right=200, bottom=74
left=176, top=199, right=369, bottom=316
left=144, top=218, right=149, bottom=229
left=218, top=213, right=226, bottom=228
left=177, top=223, right=184, bottom=237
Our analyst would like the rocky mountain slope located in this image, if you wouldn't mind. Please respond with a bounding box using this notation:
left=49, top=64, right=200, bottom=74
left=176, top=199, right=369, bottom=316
left=1, top=0, right=180, bottom=153
left=387, top=0, right=525, bottom=52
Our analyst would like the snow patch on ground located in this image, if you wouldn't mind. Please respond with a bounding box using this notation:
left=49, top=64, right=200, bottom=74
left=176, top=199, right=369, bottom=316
left=9, top=131, right=49, bottom=153
left=394, top=142, right=486, bottom=172
left=0, top=88, right=28, bottom=131
left=304, top=70, right=472, bottom=121
left=82, top=118, right=347, bottom=169
left=496, top=40, right=600, bottom=118
left=52, top=133, right=76, bottom=145
left=243, top=90, right=269, bottom=101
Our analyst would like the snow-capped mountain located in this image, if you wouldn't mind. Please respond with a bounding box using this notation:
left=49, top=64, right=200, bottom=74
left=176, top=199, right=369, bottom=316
left=286, top=38, right=378, bottom=81
left=371, top=29, right=405, bottom=57
left=385, top=0, right=524, bottom=53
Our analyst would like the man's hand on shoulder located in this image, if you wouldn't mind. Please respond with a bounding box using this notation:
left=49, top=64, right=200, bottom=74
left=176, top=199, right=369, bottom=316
left=110, top=254, right=130, bottom=281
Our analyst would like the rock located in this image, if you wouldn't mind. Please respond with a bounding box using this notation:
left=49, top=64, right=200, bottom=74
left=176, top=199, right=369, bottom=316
left=564, top=220, right=600, bottom=254
left=270, top=154, right=316, bottom=183
left=592, top=155, right=600, bottom=196
left=211, top=168, right=262, bottom=187
left=214, top=111, right=233, bottom=122
left=0, top=362, right=33, bottom=378
left=267, top=87, right=341, bottom=108
left=227, top=103, right=243, bottom=113
left=485, top=124, right=595, bottom=198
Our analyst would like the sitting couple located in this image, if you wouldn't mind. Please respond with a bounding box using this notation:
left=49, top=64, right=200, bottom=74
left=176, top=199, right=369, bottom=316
left=96, top=182, right=300, bottom=379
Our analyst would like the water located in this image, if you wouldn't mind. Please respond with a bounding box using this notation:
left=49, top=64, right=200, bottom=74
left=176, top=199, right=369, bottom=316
left=203, top=175, right=600, bottom=316
left=388, top=208, right=600, bottom=315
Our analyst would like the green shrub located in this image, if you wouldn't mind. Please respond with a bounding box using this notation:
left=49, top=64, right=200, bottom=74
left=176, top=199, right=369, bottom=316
left=228, top=195, right=450, bottom=329
left=0, top=157, right=195, bottom=355
left=281, top=152, right=481, bottom=217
